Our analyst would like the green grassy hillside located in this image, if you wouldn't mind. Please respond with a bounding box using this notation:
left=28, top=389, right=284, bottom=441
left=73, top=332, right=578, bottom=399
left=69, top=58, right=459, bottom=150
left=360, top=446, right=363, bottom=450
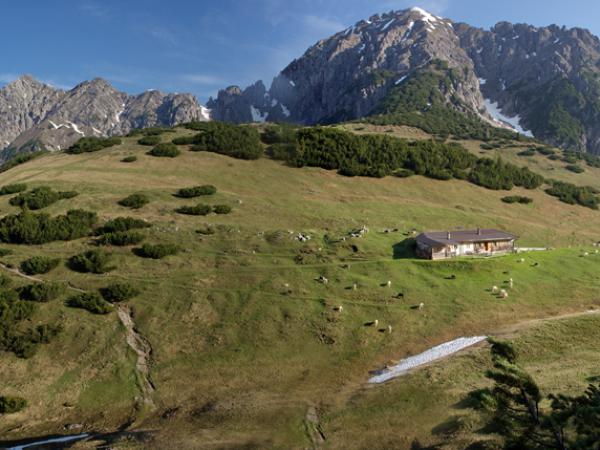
left=1, top=126, right=600, bottom=449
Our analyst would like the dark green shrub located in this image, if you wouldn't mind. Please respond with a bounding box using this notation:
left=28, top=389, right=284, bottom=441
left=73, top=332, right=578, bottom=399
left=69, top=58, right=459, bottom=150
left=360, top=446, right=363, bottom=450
left=133, top=243, right=179, bottom=259
left=0, top=151, right=47, bottom=174
left=147, top=143, right=180, bottom=158
left=66, top=291, right=113, bottom=314
left=99, top=283, right=140, bottom=303
left=121, top=156, right=137, bottom=163
left=175, top=204, right=211, bottom=216
left=0, top=396, right=27, bottom=414
left=127, top=129, right=143, bottom=137
left=517, top=148, right=536, bottom=157
left=501, top=196, right=533, bottom=204
left=118, top=193, right=149, bottom=209
left=546, top=181, right=599, bottom=209
left=97, top=230, right=145, bottom=246
left=9, top=187, right=79, bottom=210
left=18, top=282, right=65, bottom=302
left=172, top=136, right=195, bottom=145
left=480, top=143, right=494, bottom=150
left=566, top=164, right=584, bottom=173
left=190, top=122, right=263, bottom=160
left=138, top=135, right=161, bottom=146
left=393, top=169, right=415, bottom=178
left=261, top=124, right=297, bottom=145
left=213, top=204, right=232, bottom=214
left=548, top=154, right=561, bottom=161
left=20, top=256, right=60, bottom=275
left=66, top=137, right=121, bottom=154
left=0, top=209, right=97, bottom=244
left=0, top=248, right=12, bottom=257
left=0, top=183, right=27, bottom=195
left=175, top=185, right=217, bottom=198
left=97, top=217, right=151, bottom=234
left=537, top=147, right=555, bottom=156
left=68, top=249, right=114, bottom=274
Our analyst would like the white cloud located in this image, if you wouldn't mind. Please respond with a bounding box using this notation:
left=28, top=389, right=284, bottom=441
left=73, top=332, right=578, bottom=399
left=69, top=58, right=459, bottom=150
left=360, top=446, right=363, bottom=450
left=78, top=0, right=110, bottom=18
left=179, top=74, right=224, bottom=85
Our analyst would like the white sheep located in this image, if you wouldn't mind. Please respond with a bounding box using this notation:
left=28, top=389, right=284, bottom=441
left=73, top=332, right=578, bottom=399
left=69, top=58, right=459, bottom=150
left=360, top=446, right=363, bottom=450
left=492, top=286, right=499, bottom=294
left=418, top=302, right=425, bottom=310
left=353, top=283, right=358, bottom=291
left=500, top=289, right=508, bottom=299
left=387, top=280, right=392, bottom=288
left=518, top=258, right=525, bottom=263
left=336, top=305, right=343, bottom=312
left=387, top=325, right=393, bottom=334
left=374, top=319, right=379, bottom=327
left=509, top=278, right=514, bottom=288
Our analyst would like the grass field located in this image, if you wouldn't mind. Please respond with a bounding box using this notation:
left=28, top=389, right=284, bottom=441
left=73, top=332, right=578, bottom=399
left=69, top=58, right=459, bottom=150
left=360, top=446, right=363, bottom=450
left=1, top=128, right=600, bottom=449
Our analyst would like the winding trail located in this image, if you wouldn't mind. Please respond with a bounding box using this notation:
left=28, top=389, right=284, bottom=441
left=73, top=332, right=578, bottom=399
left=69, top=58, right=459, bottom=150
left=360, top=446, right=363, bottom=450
left=117, top=305, right=156, bottom=407
left=0, top=262, right=156, bottom=408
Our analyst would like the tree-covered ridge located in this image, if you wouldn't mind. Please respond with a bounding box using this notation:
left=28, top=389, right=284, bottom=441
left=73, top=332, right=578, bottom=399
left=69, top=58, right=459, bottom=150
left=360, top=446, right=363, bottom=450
left=366, top=61, right=520, bottom=141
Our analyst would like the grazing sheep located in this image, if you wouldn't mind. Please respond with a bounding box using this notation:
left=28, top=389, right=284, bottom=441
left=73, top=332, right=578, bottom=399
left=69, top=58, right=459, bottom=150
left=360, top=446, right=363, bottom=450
left=387, top=280, right=392, bottom=288
left=518, top=258, right=525, bottom=263
left=352, top=283, right=358, bottom=291
left=335, top=305, right=343, bottom=312
left=317, top=276, right=328, bottom=284
left=387, top=325, right=393, bottom=334
left=374, top=319, right=379, bottom=327
left=500, top=289, right=508, bottom=299
left=492, top=286, right=499, bottom=294
left=509, top=278, right=514, bottom=288
left=584, top=252, right=590, bottom=257
left=418, top=302, right=425, bottom=310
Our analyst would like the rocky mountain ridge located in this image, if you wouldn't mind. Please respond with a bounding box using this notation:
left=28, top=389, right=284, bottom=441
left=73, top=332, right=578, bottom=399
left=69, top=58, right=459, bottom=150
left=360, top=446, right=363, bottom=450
left=0, top=76, right=210, bottom=160
left=208, top=7, right=600, bottom=153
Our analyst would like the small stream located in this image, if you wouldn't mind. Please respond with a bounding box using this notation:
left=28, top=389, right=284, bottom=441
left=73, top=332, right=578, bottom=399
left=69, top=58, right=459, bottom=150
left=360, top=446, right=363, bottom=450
left=0, top=433, right=89, bottom=450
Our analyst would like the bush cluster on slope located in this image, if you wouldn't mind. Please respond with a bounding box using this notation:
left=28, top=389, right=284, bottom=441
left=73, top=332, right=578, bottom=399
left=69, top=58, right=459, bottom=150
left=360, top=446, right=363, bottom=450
left=68, top=249, right=114, bottom=274
left=20, top=256, right=60, bottom=275
left=9, top=186, right=78, bottom=210
left=66, top=291, right=113, bottom=314
left=0, top=210, right=97, bottom=244
left=118, top=193, right=149, bottom=209
left=66, top=137, right=122, bottom=154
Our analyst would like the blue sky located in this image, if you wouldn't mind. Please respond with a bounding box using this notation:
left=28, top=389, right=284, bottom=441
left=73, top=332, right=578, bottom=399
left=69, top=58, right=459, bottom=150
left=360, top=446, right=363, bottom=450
left=2, top=0, right=599, bottom=103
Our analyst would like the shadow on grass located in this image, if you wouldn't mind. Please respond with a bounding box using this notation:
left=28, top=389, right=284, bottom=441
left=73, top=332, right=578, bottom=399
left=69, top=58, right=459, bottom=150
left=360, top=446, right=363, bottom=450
left=392, top=238, right=417, bottom=260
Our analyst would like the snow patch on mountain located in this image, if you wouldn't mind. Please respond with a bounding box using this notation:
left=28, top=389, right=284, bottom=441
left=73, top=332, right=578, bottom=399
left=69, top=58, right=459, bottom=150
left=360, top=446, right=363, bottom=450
left=484, top=99, right=534, bottom=137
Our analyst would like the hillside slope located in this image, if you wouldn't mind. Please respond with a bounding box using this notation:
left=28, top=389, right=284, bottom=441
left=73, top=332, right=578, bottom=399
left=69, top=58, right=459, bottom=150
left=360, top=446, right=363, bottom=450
left=1, top=127, right=600, bottom=448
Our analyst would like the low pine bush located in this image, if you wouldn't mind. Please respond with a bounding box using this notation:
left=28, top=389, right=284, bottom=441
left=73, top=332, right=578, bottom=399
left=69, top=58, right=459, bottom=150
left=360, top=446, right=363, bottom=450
left=213, top=204, right=232, bottom=215
left=68, top=249, right=114, bottom=274
left=147, top=143, right=181, bottom=158
left=175, top=185, right=217, bottom=198
left=501, top=196, right=533, bottom=204
left=172, top=136, right=195, bottom=145
left=121, top=156, right=137, bottom=163
left=0, top=209, right=97, bottom=244
left=66, top=291, right=113, bottom=314
left=97, top=230, right=145, bottom=246
left=20, top=256, right=60, bottom=275
left=133, top=243, right=179, bottom=259
left=118, top=193, right=149, bottom=209
left=175, top=204, right=211, bottom=216
left=0, top=183, right=27, bottom=195
left=566, top=164, right=584, bottom=174
left=99, top=282, right=140, bottom=303
left=66, top=137, right=121, bottom=154
left=9, top=187, right=79, bottom=210
left=0, top=395, right=27, bottom=414
left=18, top=282, right=65, bottom=302
left=138, top=135, right=161, bottom=146
left=97, top=217, right=151, bottom=234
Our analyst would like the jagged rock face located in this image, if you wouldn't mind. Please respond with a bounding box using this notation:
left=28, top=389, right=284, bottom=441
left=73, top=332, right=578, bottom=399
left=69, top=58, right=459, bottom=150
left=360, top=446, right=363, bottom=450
left=208, top=8, right=489, bottom=126
left=0, top=76, right=209, bottom=160
left=456, top=22, right=600, bottom=151
left=208, top=7, right=600, bottom=153
left=0, top=76, right=64, bottom=149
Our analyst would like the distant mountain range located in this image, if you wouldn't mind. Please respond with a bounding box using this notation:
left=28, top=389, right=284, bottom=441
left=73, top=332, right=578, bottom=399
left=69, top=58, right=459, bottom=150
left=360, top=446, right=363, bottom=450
left=4, top=7, right=600, bottom=159
left=208, top=7, right=600, bottom=153
left=0, top=76, right=209, bottom=160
